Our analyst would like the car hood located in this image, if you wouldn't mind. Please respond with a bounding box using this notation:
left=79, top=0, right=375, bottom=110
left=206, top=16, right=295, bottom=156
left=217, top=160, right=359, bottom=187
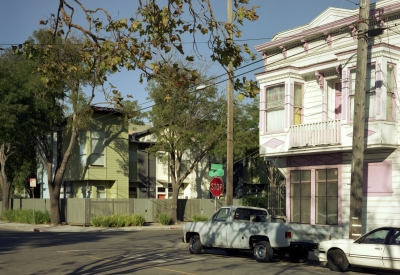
left=318, top=239, right=354, bottom=253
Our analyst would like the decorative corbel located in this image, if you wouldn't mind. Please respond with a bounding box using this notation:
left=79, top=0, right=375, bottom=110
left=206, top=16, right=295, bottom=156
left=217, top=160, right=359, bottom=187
left=315, top=71, right=325, bottom=92
left=375, top=16, right=385, bottom=34
left=301, top=39, right=308, bottom=53
left=262, top=52, right=268, bottom=70
left=349, top=25, right=358, bottom=41
left=279, top=46, right=287, bottom=59
left=336, top=65, right=342, bottom=80
left=324, top=32, right=332, bottom=48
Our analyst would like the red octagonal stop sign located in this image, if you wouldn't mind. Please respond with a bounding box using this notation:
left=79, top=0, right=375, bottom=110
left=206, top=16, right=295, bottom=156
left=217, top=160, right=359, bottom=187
left=210, top=177, right=224, bottom=197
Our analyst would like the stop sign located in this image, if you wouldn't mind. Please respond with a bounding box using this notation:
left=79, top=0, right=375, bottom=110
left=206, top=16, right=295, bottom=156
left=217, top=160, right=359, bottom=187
left=210, top=177, right=224, bottom=197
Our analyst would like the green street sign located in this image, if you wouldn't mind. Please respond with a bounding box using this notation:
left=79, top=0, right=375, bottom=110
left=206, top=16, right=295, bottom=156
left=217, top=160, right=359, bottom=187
left=211, top=163, right=223, bottom=170
left=209, top=170, right=225, bottom=177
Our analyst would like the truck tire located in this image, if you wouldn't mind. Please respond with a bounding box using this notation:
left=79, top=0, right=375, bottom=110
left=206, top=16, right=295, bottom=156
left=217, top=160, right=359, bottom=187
left=289, top=247, right=308, bottom=263
left=253, top=241, right=273, bottom=262
left=189, top=236, right=203, bottom=254
left=327, top=249, right=349, bottom=272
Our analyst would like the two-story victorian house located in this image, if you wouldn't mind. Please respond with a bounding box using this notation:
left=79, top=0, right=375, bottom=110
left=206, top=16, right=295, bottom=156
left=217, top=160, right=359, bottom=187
left=256, top=0, right=400, bottom=237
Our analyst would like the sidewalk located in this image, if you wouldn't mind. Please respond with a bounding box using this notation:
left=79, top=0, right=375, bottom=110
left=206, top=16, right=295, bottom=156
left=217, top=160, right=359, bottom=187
left=0, top=220, right=184, bottom=233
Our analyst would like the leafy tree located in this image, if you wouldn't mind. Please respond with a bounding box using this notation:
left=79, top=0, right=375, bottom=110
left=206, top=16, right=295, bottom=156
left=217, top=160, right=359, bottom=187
left=0, top=50, right=43, bottom=213
left=145, top=62, right=226, bottom=223
left=26, top=29, right=143, bottom=225
left=22, top=0, right=260, bottom=104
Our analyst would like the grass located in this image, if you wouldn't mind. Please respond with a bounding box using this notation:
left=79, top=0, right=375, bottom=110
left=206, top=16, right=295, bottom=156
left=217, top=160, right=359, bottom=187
left=90, top=214, right=146, bottom=227
left=1, top=209, right=50, bottom=224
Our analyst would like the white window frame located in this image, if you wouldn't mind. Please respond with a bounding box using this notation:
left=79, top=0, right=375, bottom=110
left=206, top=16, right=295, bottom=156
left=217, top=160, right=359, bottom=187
left=265, top=84, right=285, bottom=132
left=89, top=131, right=105, bottom=166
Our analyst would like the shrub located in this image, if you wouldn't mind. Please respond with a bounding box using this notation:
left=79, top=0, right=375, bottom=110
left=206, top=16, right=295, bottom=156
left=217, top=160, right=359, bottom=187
left=241, top=197, right=267, bottom=209
left=91, top=214, right=146, bottom=227
left=1, top=209, right=50, bottom=224
left=157, top=212, right=171, bottom=225
left=192, top=214, right=209, bottom=222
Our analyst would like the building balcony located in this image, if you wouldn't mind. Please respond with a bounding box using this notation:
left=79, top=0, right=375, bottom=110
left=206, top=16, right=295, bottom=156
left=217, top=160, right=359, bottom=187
left=260, top=120, right=397, bottom=158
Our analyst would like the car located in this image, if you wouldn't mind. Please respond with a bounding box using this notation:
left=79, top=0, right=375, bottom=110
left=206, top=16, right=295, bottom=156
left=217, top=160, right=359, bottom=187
left=314, top=227, right=400, bottom=272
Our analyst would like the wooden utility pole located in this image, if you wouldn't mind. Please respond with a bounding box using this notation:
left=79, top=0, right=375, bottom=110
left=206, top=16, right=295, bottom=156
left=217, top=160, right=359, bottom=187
left=226, top=0, right=234, bottom=206
left=349, top=0, right=370, bottom=239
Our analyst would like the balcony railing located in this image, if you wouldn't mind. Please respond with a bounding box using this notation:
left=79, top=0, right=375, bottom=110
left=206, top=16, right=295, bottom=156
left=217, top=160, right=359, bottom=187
left=289, top=120, right=341, bottom=148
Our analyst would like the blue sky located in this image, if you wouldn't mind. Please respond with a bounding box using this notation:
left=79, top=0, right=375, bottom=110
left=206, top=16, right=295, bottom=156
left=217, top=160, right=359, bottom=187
left=0, top=0, right=376, bottom=112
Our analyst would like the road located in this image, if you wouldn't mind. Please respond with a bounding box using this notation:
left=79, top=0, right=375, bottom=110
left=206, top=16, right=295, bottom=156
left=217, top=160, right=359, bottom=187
left=0, top=229, right=396, bottom=275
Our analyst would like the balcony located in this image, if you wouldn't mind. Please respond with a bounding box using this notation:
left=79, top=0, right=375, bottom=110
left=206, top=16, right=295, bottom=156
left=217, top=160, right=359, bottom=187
left=289, top=120, right=341, bottom=148
left=260, top=119, right=397, bottom=158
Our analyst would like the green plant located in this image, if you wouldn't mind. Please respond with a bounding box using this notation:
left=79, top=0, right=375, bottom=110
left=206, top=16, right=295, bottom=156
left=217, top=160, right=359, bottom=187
left=192, top=214, right=209, bottom=222
left=157, top=212, right=171, bottom=225
left=1, top=209, right=50, bottom=224
left=241, top=197, right=267, bottom=209
left=90, top=214, right=146, bottom=227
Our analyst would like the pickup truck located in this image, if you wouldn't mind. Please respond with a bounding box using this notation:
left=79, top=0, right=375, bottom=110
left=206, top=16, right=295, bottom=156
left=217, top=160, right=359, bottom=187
left=182, top=206, right=341, bottom=263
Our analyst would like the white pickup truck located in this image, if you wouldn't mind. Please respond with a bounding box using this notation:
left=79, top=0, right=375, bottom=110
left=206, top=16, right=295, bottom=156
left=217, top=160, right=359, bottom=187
left=182, top=206, right=344, bottom=263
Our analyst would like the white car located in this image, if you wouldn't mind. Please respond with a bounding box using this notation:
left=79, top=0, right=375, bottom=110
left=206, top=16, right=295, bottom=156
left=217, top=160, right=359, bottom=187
left=315, top=227, right=400, bottom=272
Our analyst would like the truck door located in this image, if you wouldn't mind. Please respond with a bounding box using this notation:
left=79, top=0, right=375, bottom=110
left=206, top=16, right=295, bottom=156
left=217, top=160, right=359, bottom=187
left=208, top=208, right=229, bottom=248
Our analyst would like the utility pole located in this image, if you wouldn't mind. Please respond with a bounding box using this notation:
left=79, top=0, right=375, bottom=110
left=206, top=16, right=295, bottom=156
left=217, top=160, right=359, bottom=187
left=226, top=0, right=234, bottom=206
left=349, top=0, right=370, bottom=239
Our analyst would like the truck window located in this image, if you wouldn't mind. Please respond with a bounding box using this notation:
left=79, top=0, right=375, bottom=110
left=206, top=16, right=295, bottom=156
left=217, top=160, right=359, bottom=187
left=213, top=208, right=230, bottom=222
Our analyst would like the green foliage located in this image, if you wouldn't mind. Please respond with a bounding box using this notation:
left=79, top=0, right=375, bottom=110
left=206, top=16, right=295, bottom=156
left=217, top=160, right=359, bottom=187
left=192, top=214, right=209, bottom=222
left=157, top=212, right=171, bottom=225
left=1, top=209, right=50, bottom=224
left=91, top=214, right=146, bottom=227
left=25, top=1, right=260, bottom=100
left=241, top=197, right=267, bottom=209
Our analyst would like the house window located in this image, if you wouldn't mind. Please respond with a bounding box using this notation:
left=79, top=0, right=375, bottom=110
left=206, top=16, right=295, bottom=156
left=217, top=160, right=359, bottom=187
left=294, top=84, right=303, bottom=125
left=315, top=169, right=338, bottom=225
left=335, top=82, right=342, bottom=119
left=290, top=170, right=311, bottom=223
left=386, top=64, right=395, bottom=120
left=266, top=84, right=285, bottom=132
left=97, top=185, right=106, bottom=198
left=291, top=168, right=339, bottom=225
left=350, top=65, right=376, bottom=120
left=89, top=131, right=105, bottom=166
left=79, top=131, right=87, bottom=166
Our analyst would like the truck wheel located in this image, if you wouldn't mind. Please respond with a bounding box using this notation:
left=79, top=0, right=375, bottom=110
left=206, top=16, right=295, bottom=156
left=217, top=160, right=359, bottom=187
left=289, top=247, right=308, bottom=263
left=253, top=241, right=273, bottom=262
left=189, top=236, right=203, bottom=254
left=327, top=249, right=349, bottom=272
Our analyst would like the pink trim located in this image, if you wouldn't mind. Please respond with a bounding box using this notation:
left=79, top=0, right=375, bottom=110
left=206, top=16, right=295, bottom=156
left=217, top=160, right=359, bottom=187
left=342, top=70, right=348, bottom=122
left=315, top=72, right=324, bottom=92
left=376, top=63, right=382, bottom=116
left=260, top=87, right=266, bottom=134
left=301, top=39, right=309, bottom=53
left=255, top=2, right=400, bottom=53
left=363, top=161, right=393, bottom=196
left=335, top=82, right=342, bottom=120
left=285, top=83, right=290, bottom=128
left=280, top=46, right=287, bottom=59
left=310, top=171, right=316, bottom=224
left=286, top=154, right=343, bottom=226
left=262, top=52, right=267, bottom=70
left=349, top=25, right=358, bottom=41
left=286, top=172, right=291, bottom=222
left=264, top=138, right=284, bottom=149
left=325, top=33, right=332, bottom=48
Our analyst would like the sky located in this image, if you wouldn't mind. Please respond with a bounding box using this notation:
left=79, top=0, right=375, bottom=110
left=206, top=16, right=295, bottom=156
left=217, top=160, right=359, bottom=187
left=0, top=0, right=378, bottom=115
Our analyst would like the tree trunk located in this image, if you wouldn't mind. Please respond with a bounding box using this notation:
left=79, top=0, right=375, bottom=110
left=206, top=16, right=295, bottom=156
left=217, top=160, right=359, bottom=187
left=0, top=144, right=10, bottom=214
left=170, top=182, right=180, bottom=223
left=42, top=124, right=78, bottom=225
left=1, top=179, right=10, bottom=214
